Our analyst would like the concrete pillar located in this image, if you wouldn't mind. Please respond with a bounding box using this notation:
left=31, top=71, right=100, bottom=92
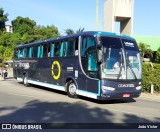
left=104, top=0, right=134, bottom=36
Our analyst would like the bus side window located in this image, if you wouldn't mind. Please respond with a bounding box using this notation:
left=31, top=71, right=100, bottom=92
left=81, top=37, right=87, bottom=57
left=18, top=49, right=23, bottom=59
left=51, top=43, right=54, bottom=57
left=37, top=45, right=41, bottom=58
left=43, top=44, right=48, bottom=58
left=75, top=38, right=78, bottom=56
left=55, top=42, right=61, bottom=57
left=67, top=39, right=75, bottom=56
left=88, top=37, right=95, bottom=48
left=14, top=49, right=18, bottom=59
left=48, top=43, right=51, bottom=57
left=33, top=46, right=38, bottom=58
left=60, top=41, right=64, bottom=57
left=23, top=48, right=27, bottom=59
left=30, top=47, right=33, bottom=58
left=63, top=40, right=68, bottom=56
left=26, top=47, right=30, bottom=58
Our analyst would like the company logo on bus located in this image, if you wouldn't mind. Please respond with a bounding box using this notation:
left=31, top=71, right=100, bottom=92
left=118, top=84, right=134, bottom=88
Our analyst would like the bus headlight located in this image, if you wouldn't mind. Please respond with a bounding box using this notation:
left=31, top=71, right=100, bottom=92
left=136, top=86, right=142, bottom=90
left=102, top=86, right=115, bottom=91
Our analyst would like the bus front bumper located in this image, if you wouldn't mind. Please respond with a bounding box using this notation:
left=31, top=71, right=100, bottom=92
left=98, top=90, right=141, bottom=100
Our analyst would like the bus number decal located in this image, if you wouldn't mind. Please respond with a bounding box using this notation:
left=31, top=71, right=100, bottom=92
left=51, top=61, right=61, bottom=80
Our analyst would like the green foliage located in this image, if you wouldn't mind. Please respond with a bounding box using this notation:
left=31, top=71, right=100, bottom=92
left=0, top=8, right=8, bottom=31
left=156, top=47, right=160, bottom=63
left=0, top=32, right=14, bottom=63
left=76, top=27, right=85, bottom=33
left=12, top=16, right=36, bottom=35
left=138, top=42, right=153, bottom=59
left=142, top=63, right=160, bottom=93
left=33, top=25, right=59, bottom=41
left=65, top=28, right=75, bottom=35
left=65, top=27, right=85, bottom=35
left=0, top=9, right=60, bottom=63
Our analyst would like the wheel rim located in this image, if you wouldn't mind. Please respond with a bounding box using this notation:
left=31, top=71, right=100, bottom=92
left=69, top=83, right=76, bottom=95
left=24, top=77, right=27, bottom=85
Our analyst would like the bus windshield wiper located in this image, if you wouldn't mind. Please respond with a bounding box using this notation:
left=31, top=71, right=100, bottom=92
left=126, top=60, right=137, bottom=80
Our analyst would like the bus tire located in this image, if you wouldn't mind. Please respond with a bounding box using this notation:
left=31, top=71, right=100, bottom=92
left=23, top=75, right=30, bottom=87
left=67, top=80, right=77, bottom=98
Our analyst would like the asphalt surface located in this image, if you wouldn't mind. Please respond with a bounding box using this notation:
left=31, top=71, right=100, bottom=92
left=0, top=69, right=160, bottom=131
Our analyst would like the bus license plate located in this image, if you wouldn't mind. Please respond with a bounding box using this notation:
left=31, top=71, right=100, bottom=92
left=123, top=94, right=130, bottom=98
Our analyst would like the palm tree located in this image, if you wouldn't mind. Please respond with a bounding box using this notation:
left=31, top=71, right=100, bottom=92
left=64, top=28, right=75, bottom=35
left=76, top=27, right=85, bottom=33
left=64, top=27, right=85, bottom=35
left=138, top=42, right=153, bottom=60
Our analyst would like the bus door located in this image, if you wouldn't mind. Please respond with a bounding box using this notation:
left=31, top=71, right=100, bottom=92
left=86, top=46, right=99, bottom=96
left=79, top=36, right=99, bottom=97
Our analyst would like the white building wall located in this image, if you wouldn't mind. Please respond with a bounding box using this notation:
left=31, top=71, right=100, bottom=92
left=5, top=25, right=13, bottom=33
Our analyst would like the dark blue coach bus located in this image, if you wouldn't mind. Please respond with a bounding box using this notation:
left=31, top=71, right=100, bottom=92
left=13, top=31, right=142, bottom=100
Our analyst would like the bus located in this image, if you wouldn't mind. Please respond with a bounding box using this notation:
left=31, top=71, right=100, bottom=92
left=13, top=31, right=142, bottom=100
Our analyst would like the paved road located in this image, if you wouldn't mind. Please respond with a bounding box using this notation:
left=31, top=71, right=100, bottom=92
left=0, top=69, right=160, bottom=124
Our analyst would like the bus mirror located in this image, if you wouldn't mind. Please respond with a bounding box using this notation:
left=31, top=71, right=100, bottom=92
left=97, top=44, right=103, bottom=50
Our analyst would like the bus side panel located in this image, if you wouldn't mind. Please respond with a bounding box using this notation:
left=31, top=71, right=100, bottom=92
left=86, top=78, right=99, bottom=96
left=35, top=58, right=56, bottom=84
left=61, top=57, right=87, bottom=92
left=15, top=59, right=38, bottom=79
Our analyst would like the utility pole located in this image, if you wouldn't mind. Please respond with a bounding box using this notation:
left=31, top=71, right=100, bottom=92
left=96, top=0, right=98, bottom=31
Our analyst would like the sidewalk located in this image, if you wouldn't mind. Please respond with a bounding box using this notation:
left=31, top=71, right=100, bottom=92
left=140, top=92, right=160, bottom=102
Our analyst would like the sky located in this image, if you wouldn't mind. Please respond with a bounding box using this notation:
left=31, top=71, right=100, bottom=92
left=0, top=0, right=160, bottom=36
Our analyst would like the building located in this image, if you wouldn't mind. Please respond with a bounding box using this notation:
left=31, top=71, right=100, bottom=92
left=5, top=25, right=13, bottom=33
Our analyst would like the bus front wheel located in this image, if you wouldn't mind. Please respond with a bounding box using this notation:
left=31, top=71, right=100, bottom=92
left=67, top=81, right=77, bottom=98
left=23, top=75, right=30, bottom=87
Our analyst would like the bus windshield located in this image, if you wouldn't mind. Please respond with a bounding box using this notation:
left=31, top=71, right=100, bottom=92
left=101, top=36, right=141, bottom=80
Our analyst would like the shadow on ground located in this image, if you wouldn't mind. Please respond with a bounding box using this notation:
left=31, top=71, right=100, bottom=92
left=0, top=100, right=159, bottom=124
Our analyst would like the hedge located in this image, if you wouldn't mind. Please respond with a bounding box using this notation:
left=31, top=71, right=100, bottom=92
left=142, top=63, right=160, bottom=93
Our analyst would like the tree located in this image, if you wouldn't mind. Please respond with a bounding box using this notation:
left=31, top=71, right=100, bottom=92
left=0, top=32, right=13, bottom=63
left=76, top=27, right=85, bottom=33
left=0, top=8, right=8, bottom=31
left=156, top=47, right=160, bottom=63
left=65, top=28, right=75, bottom=35
left=12, top=16, right=36, bottom=35
left=138, top=42, right=153, bottom=60
left=34, top=25, right=59, bottom=39
left=64, top=27, right=85, bottom=35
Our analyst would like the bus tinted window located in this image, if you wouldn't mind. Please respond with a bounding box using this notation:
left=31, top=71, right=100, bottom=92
left=88, top=37, right=95, bottom=47
left=33, top=46, right=38, bottom=58
left=51, top=43, right=54, bottom=57
left=43, top=44, right=48, bottom=57
left=18, top=49, right=23, bottom=59
left=26, top=47, right=30, bottom=58
left=81, top=37, right=87, bottom=57
left=81, top=37, right=95, bottom=57
left=48, top=43, right=51, bottom=57
left=55, top=42, right=61, bottom=56
left=67, top=39, right=75, bottom=56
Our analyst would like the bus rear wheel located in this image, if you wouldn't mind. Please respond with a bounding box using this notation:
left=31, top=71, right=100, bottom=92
left=23, top=75, right=30, bottom=87
left=67, top=81, right=77, bottom=98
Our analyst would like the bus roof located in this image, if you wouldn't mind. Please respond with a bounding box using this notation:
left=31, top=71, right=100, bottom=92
left=15, top=31, right=135, bottom=49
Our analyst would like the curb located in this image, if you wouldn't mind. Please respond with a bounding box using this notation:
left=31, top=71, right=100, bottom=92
left=139, top=93, right=160, bottom=102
